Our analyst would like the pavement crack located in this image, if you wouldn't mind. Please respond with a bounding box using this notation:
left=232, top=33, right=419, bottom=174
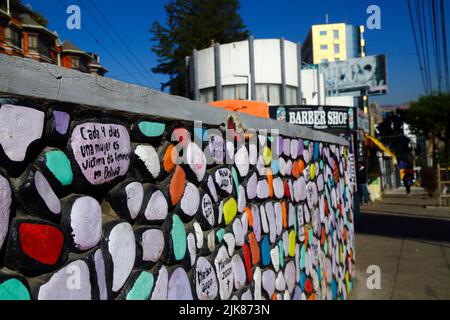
left=390, top=238, right=404, bottom=300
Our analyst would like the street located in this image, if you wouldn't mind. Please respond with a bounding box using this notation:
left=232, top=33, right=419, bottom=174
left=351, top=188, right=450, bottom=300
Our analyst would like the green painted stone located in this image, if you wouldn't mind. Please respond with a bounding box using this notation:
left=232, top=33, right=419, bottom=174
left=45, top=150, right=73, bottom=186
left=171, top=214, right=187, bottom=261
left=0, top=279, right=31, bottom=300
left=138, top=122, right=166, bottom=137
left=126, top=272, right=154, bottom=300
left=278, top=240, right=285, bottom=268
left=216, top=228, right=225, bottom=243
left=231, top=167, right=239, bottom=195
left=223, top=198, right=237, bottom=225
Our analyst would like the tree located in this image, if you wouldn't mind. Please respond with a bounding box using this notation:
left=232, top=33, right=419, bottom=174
left=150, top=0, right=250, bottom=96
left=407, top=93, right=450, bottom=166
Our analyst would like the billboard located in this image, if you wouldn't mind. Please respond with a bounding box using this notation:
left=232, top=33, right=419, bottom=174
left=320, top=55, right=388, bottom=95
left=270, top=105, right=356, bottom=132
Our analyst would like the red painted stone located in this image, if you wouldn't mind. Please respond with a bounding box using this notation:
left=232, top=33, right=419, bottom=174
left=243, top=243, right=253, bottom=283
left=284, top=180, right=291, bottom=199
left=305, top=278, right=313, bottom=294
left=19, top=223, right=64, bottom=265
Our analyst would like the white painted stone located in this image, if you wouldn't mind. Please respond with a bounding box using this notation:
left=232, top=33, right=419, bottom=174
left=258, top=135, right=267, bottom=147
left=195, top=257, right=218, bottom=300
left=262, top=269, right=276, bottom=298
left=108, top=222, right=136, bottom=292
left=241, top=289, right=253, bottom=300
left=38, top=260, right=91, bottom=300
left=256, top=156, right=266, bottom=176
left=277, top=293, right=283, bottom=300
left=273, top=177, right=284, bottom=200
left=226, top=140, right=235, bottom=160
left=298, top=177, right=307, bottom=201
left=295, top=244, right=300, bottom=281
left=208, top=134, right=225, bottom=164
left=187, top=233, right=197, bottom=267
left=70, top=196, right=102, bottom=251
left=253, top=267, right=262, bottom=300
left=283, top=231, right=289, bottom=258
left=193, top=223, right=204, bottom=249
left=297, top=205, right=305, bottom=242
left=180, top=182, right=200, bottom=217
left=270, top=246, right=280, bottom=272
left=241, top=211, right=249, bottom=235
left=94, top=249, right=108, bottom=300
left=214, top=246, right=234, bottom=300
left=231, top=254, right=246, bottom=290
left=207, top=175, right=219, bottom=202
left=246, top=172, right=258, bottom=200
left=200, top=193, right=215, bottom=227
left=0, top=105, right=44, bottom=162
left=207, top=230, right=216, bottom=253
left=35, top=171, right=61, bottom=215
left=237, top=185, right=246, bottom=213
left=224, top=233, right=236, bottom=257
left=215, top=167, right=233, bottom=195
left=135, top=145, right=160, bottom=179
left=168, top=268, right=193, bottom=300
left=257, top=179, right=269, bottom=200
left=144, top=190, right=168, bottom=222
left=260, top=205, right=269, bottom=234
left=276, top=272, right=286, bottom=292
left=278, top=158, right=287, bottom=176
left=265, top=202, right=276, bottom=244
left=252, top=205, right=262, bottom=242
left=187, top=142, right=207, bottom=182
left=123, top=182, right=144, bottom=220
left=235, top=145, right=249, bottom=177
left=285, top=160, right=293, bottom=176
left=151, top=266, right=168, bottom=300
left=284, top=261, right=296, bottom=294
left=218, top=201, right=223, bottom=225
left=274, top=202, right=283, bottom=236
left=142, top=229, right=165, bottom=263
left=0, top=175, right=12, bottom=250
left=283, top=291, right=291, bottom=301
left=288, top=202, right=295, bottom=228
left=233, top=218, right=245, bottom=247
left=248, top=143, right=258, bottom=165
left=291, top=139, right=299, bottom=159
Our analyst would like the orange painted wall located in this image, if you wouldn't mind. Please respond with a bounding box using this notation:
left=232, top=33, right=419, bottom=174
left=209, top=100, right=269, bottom=119
left=61, top=55, right=73, bottom=69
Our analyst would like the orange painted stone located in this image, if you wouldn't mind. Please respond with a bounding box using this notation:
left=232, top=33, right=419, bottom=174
left=281, top=201, right=287, bottom=228
left=266, top=169, right=274, bottom=198
left=163, top=144, right=176, bottom=174
left=248, top=232, right=260, bottom=266
left=245, top=207, right=253, bottom=227
left=298, top=160, right=305, bottom=175
left=291, top=162, right=300, bottom=179
left=170, top=166, right=186, bottom=206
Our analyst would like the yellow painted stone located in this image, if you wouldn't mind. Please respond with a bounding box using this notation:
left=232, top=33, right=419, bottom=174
left=310, top=164, right=316, bottom=180
left=339, top=244, right=343, bottom=264
left=288, top=230, right=296, bottom=257
left=223, top=197, right=238, bottom=225
left=263, top=146, right=272, bottom=166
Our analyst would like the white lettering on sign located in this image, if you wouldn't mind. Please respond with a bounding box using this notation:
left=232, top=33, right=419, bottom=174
left=71, top=123, right=131, bottom=185
left=288, top=110, right=349, bottom=129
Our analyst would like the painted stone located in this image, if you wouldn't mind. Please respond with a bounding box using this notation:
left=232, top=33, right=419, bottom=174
left=231, top=254, right=246, bottom=290
left=260, top=204, right=269, bottom=234
left=194, top=257, right=218, bottom=300
left=214, top=246, right=234, bottom=300
left=223, top=197, right=237, bottom=226
left=214, top=167, right=233, bottom=196
left=253, top=267, right=262, bottom=300
left=270, top=246, right=280, bottom=272
left=206, top=174, right=219, bottom=202
left=172, top=128, right=191, bottom=148
left=252, top=205, right=262, bottom=241
left=52, top=110, right=71, bottom=136
left=125, top=182, right=144, bottom=220
left=44, top=150, right=73, bottom=186
left=216, top=228, right=225, bottom=243
left=261, top=236, right=271, bottom=267
left=167, top=166, right=186, bottom=206
left=179, top=182, right=200, bottom=220
left=232, top=218, right=245, bottom=247
left=186, top=142, right=207, bottom=182
left=0, top=275, right=30, bottom=300
left=284, top=261, right=296, bottom=294
left=170, top=214, right=187, bottom=262
left=265, top=202, right=276, bottom=244
left=224, top=233, right=236, bottom=256
left=135, top=145, right=161, bottom=180
left=104, top=222, right=136, bottom=293
left=142, top=186, right=169, bottom=224
left=70, top=123, right=131, bottom=185
left=246, top=172, right=258, bottom=200
left=257, top=179, right=269, bottom=200
left=161, top=143, right=176, bottom=175
left=137, top=228, right=165, bottom=266
left=187, top=233, right=197, bottom=267
left=248, top=143, right=258, bottom=165
left=273, top=177, right=284, bottom=199
left=0, top=104, right=45, bottom=162
left=207, top=230, right=216, bottom=253
left=274, top=202, right=283, bottom=236
left=138, top=121, right=165, bottom=138
left=198, top=192, right=216, bottom=229
left=262, top=269, right=276, bottom=298
left=238, top=185, right=246, bottom=213
left=151, top=265, right=169, bottom=300
left=193, top=223, right=204, bottom=250
left=93, top=249, right=109, bottom=301
left=0, top=175, right=12, bottom=251
left=242, top=243, right=253, bottom=283
left=235, top=145, right=249, bottom=177
left=38, top=260, right=91, bottom=300
left=207, top=134, right=225, bottom=164
left=107, top=180, right=144, bottom=222
left=248, top=232, right=260, bottom=266
left=126, top=271, right=154, bottom=300
left=5, top=219, right=67, bottom=273
left=62, top=196, right=102, bottom=252
left=168, top=267, right=193, bottom=300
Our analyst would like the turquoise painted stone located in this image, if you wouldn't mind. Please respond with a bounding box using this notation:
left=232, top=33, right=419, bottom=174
left=138, top=122, right=166, bottom=137
left=331, top=279, right=337, bottom=300
left=300, top=245, right=306, bottom=269
left=216, top=228, right=225, bottom=243
left=278, top=240, right=285, bottom=268
left=231, top=167, right=239, bottom=196
left=304, top=140, right=310, bottom=147
left=126, top=272, right=154, bottom=300
left=299, top=272, right=306, bottom=291
left=271, top=160, right=279, bottom=175
left=171, top=214, right=187, bottom=261
left=261, top=236, right=270, bottom=266
left=313, top=143, right=319, bottom=161
left=293, top=208, right=298, bottom=235
left=319, top=160, right=324, bottom=170
left=308, top=227, right=314, bottom=246
left=0, top=279, right=31, bottom=300
left=45, top=150, right=73, bottom=186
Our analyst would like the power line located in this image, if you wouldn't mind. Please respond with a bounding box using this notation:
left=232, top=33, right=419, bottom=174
left=83, top=0, right=162, bottom=90
left=440, top=0, right=450, bottom=91
left=55, top=0, right=144, bottom=86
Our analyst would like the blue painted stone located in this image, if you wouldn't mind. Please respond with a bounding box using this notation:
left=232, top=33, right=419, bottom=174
left=271, top=160, right=279, bottom=176
left=313, top=143, right=319, bottom=161
left=331, top=279, right=337, bottom=300
left=299, top=272, right=306, bottom=291
left=261, top=236, right=270, bottom=266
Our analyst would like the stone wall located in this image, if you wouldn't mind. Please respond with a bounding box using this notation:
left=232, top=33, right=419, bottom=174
left=0, top=55, right=355, bottom=301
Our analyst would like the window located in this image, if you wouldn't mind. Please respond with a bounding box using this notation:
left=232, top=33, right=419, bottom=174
left=7, top=26, right=22, bottom=49
left=319, top=30, right=327, bottom=36
left=334, top=44, right=340, bottom=54
left=38, top=36, right=51, bottom=58
left=320, top=44, right=328, bottom=50
left=27, top=34, right=38, bottom=53
left=256, top=84, right=280, bottom=105
left=200, top=88, right=215, bottom=103
left=333, top=30, right=339, bottom=40
left=72, top=57, right=80, bottom=69
left=223, top=84, right=248, bottom=100
left=286, top=86, right=298, bottom=105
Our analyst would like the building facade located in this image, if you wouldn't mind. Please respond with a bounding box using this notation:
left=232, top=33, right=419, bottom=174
left=302, top=23, right=366, bottom=65
left=0, top=0, right=107, bottom=76
left=187, top=37, right=355, bottom=107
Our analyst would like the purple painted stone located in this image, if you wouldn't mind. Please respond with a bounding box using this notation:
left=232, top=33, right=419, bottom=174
left=297, top=139, right=304, bottom=156
left=53, top=111, right=70, bottom=135
left=283, top=139, right=291, bottom=157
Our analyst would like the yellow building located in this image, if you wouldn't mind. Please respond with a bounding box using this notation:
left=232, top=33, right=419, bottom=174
left=302, top=23, right=366, bottom=65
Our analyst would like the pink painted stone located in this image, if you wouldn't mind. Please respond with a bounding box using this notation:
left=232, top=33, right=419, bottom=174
left=71, top=123, right=131, bottom=185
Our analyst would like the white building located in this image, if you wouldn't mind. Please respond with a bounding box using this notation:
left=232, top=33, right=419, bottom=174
left=187, top=37, right=355, bottom=107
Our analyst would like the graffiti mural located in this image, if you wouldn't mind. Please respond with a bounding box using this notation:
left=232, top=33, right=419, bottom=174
left=0, top=96, right=355, bottom=300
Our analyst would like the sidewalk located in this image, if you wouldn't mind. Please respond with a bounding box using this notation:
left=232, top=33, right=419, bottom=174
left=350, top=188, right=450, bottom=300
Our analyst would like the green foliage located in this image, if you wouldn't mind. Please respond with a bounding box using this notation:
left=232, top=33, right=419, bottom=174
left=8, top=0, right=49, bottom=27
left=150, top=0, right=250, bottom=96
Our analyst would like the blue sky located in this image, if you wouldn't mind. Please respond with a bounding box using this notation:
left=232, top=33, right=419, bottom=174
left=26, top=0, right=449, bottom=105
